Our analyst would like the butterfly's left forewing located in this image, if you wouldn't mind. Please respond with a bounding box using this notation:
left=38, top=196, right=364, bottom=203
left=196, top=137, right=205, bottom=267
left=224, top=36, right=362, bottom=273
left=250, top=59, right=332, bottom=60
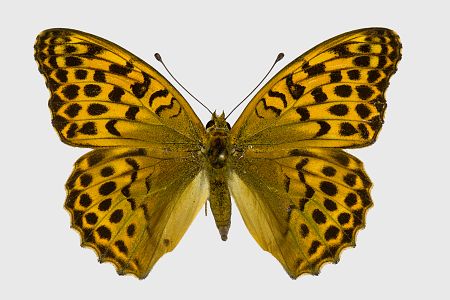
left=35, top=29, right=209, bottom=278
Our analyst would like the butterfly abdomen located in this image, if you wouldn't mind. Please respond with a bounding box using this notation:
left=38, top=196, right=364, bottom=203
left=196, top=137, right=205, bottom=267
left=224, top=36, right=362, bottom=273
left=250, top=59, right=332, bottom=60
left=206, top=133, right=232, bottom=240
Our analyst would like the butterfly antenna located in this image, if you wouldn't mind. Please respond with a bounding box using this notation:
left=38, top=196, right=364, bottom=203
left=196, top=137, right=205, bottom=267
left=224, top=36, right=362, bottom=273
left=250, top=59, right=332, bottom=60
left=225, top=53, right=284, bottom=120
left=155, top=53, right=213, bottom=115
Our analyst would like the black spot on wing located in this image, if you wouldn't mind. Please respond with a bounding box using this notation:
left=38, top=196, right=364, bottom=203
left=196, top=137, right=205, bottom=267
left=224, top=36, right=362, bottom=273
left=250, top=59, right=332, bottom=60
left=322, top=166, right=336, bottom=177
left=312, top=209, right=326, bottom=224
left=62, top=84, right=80, bottom=100
left=66, top=123, right=78, bottom=138
left=87, top=152, right=104, bottom=167
left=367, top=70, right=381, bottom=83
left=340, top=122, right=358, bottom=136
left=315, top=121, right=331, bottom=137
left=331, top=44, right=351, bottom=56
left=86, top=44, right=103, bottom=56
left=65, top=56, right=82, bottom=67
left=334, top=85, right=352, bottom=98
left=305, top=63, right=325, bottom=77
left=358, top=123, right=370, bottom=139
left=84, top=84, right=101, bottom=97
left=99, top=181, right=116, bottom=196
left=79, top=122, right=97, bottom=135
left=325, top=225, right=339, bottom=241
left=87, top=103, right=108, bottom=116
left=355, top=104, right=371, bottom=119
left=344, top=193, right=357, bottom=207
left=64, top=103, right=82, bottom=118
left=98, top=198, right=112, bottom=211
left=101, top=166, right=115, bottom=177
left=97, top=226, right=111, bottom=240
left=354, top=56, right=370, bottom=67
left=329, top=71, right=342, bottom=83
left=109, top=62, right=133, bottom=75
left=284, top=175, right=291, bottom=193
left=131, top=72, right=151, bottom=98
left=347, top=70, right=360, bottom=80
left=106, top=120, right=121, bottom=136
left=286, top=74, right=305, bottom=100
left=125, top=106, right=139, bottom=120
left=93, top=70, right=106, bottom=82
left=356, top=85, right=374, bottom=100
left=75, top=69, right=88, bottom=80
left=51, top=114, right=69, bottom=132
left=296, top=107, right=310, bottom=121
left=329, top=104, right=349, bottom=116
left=320, top=181, right=338, bottom=196
left=311, top=87, right=328, bottom=103
left=55, top=69, right=68, bottom=82
left=108, top=86, right=125, bottom=102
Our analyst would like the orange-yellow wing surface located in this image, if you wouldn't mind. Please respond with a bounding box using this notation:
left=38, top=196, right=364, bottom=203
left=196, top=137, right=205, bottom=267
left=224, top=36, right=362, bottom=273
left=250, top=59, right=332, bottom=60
left=229, top=28, right=401, bottom=278
left=35, top=29, right=208, bottom=278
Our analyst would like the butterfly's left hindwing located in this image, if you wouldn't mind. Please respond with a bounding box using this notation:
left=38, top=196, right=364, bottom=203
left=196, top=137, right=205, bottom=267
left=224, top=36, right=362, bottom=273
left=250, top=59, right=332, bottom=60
left=66, top=148, right=208, bottom=278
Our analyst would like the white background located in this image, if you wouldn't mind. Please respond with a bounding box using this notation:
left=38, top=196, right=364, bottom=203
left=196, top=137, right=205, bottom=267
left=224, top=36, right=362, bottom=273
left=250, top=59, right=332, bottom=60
left=1, top=0, right=448, bottom=299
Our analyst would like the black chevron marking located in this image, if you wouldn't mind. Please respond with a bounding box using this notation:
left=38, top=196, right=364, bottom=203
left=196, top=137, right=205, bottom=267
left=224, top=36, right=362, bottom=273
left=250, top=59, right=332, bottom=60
left=268, top=90, right=287, bottom=108
left=155, top=97, right=179, bottom=116
left=255, top=98, right=282, bottom=118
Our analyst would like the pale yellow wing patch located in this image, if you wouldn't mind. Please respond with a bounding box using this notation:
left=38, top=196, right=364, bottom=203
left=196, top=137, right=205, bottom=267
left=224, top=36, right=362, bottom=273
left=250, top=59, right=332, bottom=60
left=35, top=28, right=205, bottom=148
left=66, top=147, right=208, bottom=278
left=229, top=148, right=372, bottom=278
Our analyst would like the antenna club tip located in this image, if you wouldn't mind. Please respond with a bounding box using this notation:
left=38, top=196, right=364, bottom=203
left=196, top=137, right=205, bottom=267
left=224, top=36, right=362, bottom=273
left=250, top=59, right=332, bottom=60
left=154, top=53, right=162, bottom=61
left=276, top=53, right=285, bottom=62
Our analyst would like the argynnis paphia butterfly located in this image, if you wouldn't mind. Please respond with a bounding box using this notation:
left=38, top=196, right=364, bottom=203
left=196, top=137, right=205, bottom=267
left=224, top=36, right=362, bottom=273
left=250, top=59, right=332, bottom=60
left=35, top=28, right=401, bottom=279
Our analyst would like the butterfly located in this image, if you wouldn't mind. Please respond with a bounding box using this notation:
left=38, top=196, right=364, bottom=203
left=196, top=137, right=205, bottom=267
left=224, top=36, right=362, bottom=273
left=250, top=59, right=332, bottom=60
left=35, top=27, right=401, bottom=279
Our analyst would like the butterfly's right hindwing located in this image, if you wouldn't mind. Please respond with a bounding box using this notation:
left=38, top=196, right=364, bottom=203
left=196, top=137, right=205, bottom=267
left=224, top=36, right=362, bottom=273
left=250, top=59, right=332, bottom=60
left=229, top=148, right=372, bottom=278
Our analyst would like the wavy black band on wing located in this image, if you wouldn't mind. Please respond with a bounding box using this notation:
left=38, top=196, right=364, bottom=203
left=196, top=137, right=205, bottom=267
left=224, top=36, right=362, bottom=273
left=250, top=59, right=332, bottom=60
left=255, top=98, right=282, bottom=118
left=154, top=97, right=182, bottom=118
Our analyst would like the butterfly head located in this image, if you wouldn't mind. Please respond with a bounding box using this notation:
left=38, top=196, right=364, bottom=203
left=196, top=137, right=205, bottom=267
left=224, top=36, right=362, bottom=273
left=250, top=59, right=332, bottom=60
left=205, top=111, right=231, bottom=132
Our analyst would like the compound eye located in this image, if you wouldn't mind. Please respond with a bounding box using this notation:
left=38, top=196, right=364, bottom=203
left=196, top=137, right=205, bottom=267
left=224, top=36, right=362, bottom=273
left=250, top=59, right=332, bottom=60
left=226, top=122, right=231, bottom=130
left=205, top=120, right=215, bottom=129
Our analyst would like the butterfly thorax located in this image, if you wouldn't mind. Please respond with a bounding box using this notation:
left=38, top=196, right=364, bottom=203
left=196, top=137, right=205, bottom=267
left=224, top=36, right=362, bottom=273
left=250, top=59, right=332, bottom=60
left=205, top=113, right=231, bottom=169
left=204, top=112, right=232, bottom=240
